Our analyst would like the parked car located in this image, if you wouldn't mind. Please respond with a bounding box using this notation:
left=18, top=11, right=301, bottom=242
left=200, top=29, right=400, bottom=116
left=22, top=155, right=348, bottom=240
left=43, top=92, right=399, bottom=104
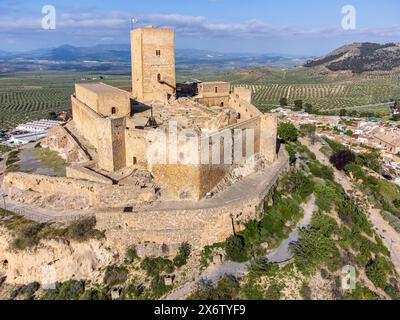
left=383, top=174, right=393, bottom=181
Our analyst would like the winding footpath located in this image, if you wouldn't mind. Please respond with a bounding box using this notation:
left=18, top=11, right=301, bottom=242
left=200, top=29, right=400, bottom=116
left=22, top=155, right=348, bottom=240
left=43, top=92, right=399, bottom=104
left=300, top=137, right=400, bottom=275
left=165, top=195, right=317, bottom=300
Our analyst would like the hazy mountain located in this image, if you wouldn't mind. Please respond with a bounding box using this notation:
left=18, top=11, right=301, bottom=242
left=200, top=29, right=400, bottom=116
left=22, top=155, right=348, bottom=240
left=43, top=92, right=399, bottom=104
left=0, top=44, right=309, bottom=73
left=304, top=42, right=400, bottom=73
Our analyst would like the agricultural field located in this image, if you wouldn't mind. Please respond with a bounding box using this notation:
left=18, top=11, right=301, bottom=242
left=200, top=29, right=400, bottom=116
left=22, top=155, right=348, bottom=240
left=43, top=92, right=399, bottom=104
left=1, top=67, right=400, bottom=131
left=237, top=79, right=400, bottom=112
left=0, top=72, right=130, bottom=130
left=197, top=66, right=400, bottom=114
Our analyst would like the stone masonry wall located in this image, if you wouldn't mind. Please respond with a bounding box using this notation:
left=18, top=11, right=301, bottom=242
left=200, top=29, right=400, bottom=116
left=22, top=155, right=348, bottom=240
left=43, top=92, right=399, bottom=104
left=3, top=173, right=156, bottom=208
left=66, top=166, right=113, bottom=185
left=71, top=95, right=102, bottom=149
left=131, top=27, right=176, bottom=103
left=96, top=148, right=290, bottom=252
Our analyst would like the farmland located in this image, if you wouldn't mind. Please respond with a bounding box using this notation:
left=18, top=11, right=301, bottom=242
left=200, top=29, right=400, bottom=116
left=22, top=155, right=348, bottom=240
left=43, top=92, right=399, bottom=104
left=238, top=80, right=400, bottom=112
left=0, top=72, right=130, bottom=130
left=1, top=67, right=400, bottom=131
left=198, top=66, right=400, bottom=113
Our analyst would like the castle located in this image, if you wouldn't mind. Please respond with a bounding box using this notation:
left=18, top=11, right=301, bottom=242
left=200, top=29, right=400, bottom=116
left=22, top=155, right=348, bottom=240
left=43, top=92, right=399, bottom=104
left=68, top=26, right=278, bottom=201
left=1, top=26, right=287, bottom=253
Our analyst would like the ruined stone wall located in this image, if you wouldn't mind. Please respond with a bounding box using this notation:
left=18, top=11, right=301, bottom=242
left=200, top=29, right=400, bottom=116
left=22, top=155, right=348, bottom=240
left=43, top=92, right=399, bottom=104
left=131, top=27, right=176, bottom=103
left=198, top=82, right=230, bottom=98
left=221, top=117, right=262, bottom=156
left=125, top=128, right=149, bottom=168
left=233, top=86, right=252, bottom=104
left=41, top=125, right=89, bottom=163
left=71, top=95, right=102, bottom=149
left=260, top=114, right=278, bottom=163
left=95, top=148, right=290, bottom=251
left=66, top=166, right=113, bottom=185
left=196, top=96, right=230, bottom=108
left=3, top=173, right=156, bottom=208
left=228, top=94, right=277, bottom=162
left=229, top=93, right=262, bottom=120
left=196, top=81, right=230, bottom=107
left=97, top=117, right=126, bottom=172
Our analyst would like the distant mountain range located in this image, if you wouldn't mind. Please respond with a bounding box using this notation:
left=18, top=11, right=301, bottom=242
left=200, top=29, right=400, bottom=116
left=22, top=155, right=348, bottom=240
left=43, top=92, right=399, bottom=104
left=0, top=44, right=309, bottom=73
left=304, top=42, right=400, bottom=73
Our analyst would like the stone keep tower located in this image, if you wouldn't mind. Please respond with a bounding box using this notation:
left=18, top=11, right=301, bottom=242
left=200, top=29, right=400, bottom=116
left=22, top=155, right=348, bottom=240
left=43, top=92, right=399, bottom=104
left=131, top=26, right=176, bottom=103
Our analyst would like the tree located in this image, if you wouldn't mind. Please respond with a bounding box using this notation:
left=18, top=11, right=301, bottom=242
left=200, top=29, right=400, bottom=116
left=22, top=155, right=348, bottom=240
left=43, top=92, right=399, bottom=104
left=293, top=100, right=303, bottom=111
left=345, top=129, right=353, bottom=137
left=330, top=150, right=356, bottom=170
left=225, top=235, right=248, bottom=262
left=300, top=124, right=317, bottom=144
left=391, top=100, right=400, bottom=121
left=173, top=242, right=191, bottom=267
left=278, top=122, right=298, bottom=142
left=304, top=103, right=313, bottom=114
left=279, top=97, right=288, bottom=107
left=339, top=109, right=347, bottom=117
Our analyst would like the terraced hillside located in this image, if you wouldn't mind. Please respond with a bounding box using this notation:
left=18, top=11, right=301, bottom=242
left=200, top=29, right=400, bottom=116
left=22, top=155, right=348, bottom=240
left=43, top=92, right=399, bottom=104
left=0, top=72, right=130, bottom=130
left=1, top=67, right=400, bottom=131
left=195, top=66, right=400, bottom=113
left=238, top=79, right=400, bottom=112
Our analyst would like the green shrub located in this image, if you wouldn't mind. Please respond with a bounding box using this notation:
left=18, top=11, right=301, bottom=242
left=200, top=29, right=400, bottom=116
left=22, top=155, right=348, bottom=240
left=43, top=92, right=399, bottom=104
left=11, top=223, right=44, bottom=250
left=225, top=235, right=248, bottom=262
left=189, top=276, right=240, bottom=300
left=314, top=181, right=341, bottom=213
left=150, top=275, right=171, bottom=298
left=140, top=257, right=174, bottom=277
left=309, top=161, right=334, bottom=181
left=173, top=242, right=191, bottom=267
left=41, top=280, right=85, bottom=300
left=265, top=283, right=284, bottom=300
left=365, top=257, right=392, bottom=290
left=292, top=214, right=340, bottom=274
left=344, top=163, right=366, bottom=180
left=125, top=245, right=139, bottom=263
left=10, top=282, right=40, bottom=300
left=104, top=265, right=128, bottom=287
left=285, top=144, right=297, bottom=164
left=280, top=170, right=314, bottom=200
left=64, top=217, right=104, bottom=242
left=278, top=122, right=298, bottom=142
left=323, top=138, right=347, bottom=153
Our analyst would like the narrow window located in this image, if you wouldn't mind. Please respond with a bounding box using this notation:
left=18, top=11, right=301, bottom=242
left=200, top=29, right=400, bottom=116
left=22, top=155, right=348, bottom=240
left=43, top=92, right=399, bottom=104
left=220, top=102, right=224, bottom=107
left=133, top=157, right=137, bottom=165
left=111, top=107, right=116, bottom=114
left=156, top=50, right=161, bottom=56
left=157, top=73, right=161, bottom=82
left=215, top=87, right=218, bottom=93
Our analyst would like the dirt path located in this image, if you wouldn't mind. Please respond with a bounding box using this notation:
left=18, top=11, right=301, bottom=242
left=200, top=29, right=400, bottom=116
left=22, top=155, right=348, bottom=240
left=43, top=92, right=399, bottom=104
left=164, top=195, right=317, bottom=300
left=300, top=137, right=400, bottom=275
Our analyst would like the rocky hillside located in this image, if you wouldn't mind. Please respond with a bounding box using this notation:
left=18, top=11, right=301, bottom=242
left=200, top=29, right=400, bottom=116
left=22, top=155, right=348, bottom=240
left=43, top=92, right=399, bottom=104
left=304, top=42, right=400, bottom=73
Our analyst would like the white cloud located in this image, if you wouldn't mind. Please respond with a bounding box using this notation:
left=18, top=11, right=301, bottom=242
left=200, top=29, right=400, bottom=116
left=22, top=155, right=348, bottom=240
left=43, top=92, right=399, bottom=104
left=1, top=11, right=400, bottom=41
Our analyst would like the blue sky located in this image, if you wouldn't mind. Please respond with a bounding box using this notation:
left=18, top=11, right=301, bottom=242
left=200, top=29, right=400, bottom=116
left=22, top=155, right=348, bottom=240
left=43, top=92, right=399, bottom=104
left=1, top=0, right=399, bottom=55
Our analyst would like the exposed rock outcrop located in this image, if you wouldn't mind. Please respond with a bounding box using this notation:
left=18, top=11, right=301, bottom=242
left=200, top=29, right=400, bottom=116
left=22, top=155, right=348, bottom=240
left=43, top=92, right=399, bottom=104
left=0, top=226, right=114, bottom=286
